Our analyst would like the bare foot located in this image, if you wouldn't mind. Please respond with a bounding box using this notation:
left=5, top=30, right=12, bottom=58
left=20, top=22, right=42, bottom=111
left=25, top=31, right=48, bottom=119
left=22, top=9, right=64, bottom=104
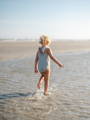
left=44, top=92, right=49, bottom=96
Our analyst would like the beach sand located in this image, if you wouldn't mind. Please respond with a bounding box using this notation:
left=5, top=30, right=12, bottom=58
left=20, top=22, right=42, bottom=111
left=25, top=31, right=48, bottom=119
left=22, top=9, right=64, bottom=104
left=0, top=40, right=90, bottom=61
left=0, top=40, right=90, bottom=120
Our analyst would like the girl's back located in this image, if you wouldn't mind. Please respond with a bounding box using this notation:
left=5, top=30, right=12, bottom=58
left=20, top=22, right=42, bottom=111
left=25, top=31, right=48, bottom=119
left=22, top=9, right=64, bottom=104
left=38, top=46, right=50, bottom=73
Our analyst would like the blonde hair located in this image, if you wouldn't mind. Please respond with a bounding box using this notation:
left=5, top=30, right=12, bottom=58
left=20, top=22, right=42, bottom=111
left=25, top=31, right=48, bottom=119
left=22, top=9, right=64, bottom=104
left=39, top=35, right=51, bottom=45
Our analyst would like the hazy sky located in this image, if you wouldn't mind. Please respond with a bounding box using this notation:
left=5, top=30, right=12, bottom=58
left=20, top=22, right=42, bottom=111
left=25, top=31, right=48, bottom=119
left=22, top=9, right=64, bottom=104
left=0, top=0, right=90, bottom=39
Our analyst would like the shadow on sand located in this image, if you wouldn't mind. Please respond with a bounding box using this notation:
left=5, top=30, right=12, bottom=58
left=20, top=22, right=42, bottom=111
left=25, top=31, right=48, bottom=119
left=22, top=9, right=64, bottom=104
left=0, top=92, right=36, bottom=100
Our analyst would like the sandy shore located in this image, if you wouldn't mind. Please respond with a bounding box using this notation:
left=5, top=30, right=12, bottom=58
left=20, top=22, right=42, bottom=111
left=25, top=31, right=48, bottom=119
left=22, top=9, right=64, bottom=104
left=0, top=40, right=90, bottom=61
left=0, top=41, right=90, bottom=120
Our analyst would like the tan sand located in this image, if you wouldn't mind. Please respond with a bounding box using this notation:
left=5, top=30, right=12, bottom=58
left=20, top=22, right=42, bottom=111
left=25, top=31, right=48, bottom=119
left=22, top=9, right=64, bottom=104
left=0, top=40, right=90, bottom=61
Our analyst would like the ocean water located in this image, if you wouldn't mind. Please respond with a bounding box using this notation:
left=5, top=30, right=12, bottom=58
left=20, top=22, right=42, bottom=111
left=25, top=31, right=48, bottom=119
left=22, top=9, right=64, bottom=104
left=0, top=51, right=90, bottom=120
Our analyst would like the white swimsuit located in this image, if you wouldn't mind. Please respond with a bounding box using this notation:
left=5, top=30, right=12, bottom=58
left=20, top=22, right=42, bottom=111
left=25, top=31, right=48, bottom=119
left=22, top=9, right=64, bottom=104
left=38, top=46, right=50, bottom=73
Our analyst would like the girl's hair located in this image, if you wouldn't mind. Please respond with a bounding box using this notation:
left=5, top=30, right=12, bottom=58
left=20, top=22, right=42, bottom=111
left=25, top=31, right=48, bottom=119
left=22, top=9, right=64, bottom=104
left=39, top=35, right=51, bottom=45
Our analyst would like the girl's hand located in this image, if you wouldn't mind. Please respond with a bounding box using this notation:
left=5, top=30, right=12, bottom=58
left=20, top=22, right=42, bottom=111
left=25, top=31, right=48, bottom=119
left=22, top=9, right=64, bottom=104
left=58, top=63, right=64, bottom=68
left=35, top=68, right=39, bottom=73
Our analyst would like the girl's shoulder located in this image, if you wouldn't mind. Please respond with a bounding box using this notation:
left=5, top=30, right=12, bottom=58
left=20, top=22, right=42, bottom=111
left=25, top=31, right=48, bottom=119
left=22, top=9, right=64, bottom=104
left=38, top=46, right=51, bottom=51
left=38, top=46, right=52, bottom=54
left=45, top=46, right=52, bottom=54
left=46, top=46, right=51, bottom=51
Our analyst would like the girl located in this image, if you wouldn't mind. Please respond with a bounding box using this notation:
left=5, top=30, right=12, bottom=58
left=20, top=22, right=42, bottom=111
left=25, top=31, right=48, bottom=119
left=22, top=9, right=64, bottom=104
left=34, top=35, right=64, bottom=95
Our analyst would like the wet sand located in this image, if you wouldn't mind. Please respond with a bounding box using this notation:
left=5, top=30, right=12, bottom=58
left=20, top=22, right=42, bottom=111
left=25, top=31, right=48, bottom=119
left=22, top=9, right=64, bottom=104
left=0, top=40, right=90, bottom=61
left=0, top=40, right=90, bottom=120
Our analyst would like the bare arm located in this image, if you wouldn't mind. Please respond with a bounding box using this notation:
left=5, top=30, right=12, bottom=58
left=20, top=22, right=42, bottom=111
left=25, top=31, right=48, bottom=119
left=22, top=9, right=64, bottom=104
left=34, top=50, right=39, bottom=73
left=47, top=48, right=64, bottom=67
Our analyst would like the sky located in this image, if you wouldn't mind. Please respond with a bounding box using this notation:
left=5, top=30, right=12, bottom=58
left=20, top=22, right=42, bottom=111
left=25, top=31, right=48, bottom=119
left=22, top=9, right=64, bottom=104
left=0, top=0, right=90, bottom=40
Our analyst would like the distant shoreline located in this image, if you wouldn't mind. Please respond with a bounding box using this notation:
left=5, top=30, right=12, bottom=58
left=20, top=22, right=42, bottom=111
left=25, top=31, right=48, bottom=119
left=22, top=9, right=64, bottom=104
left=0, top=40, right=90, bottom=61
left=0, top=38, right=90, bottom=42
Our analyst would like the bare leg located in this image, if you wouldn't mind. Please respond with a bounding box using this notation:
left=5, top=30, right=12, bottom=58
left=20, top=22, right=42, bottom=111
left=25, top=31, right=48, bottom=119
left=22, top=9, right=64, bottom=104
left=43, top=70, right=50, bottom=95
left=37, top=75, right=44, bottom=89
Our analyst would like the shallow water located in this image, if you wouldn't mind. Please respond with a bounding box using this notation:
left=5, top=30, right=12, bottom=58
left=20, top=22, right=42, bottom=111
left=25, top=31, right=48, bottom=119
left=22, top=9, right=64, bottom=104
left=0, top=51, right=90, bottom=120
